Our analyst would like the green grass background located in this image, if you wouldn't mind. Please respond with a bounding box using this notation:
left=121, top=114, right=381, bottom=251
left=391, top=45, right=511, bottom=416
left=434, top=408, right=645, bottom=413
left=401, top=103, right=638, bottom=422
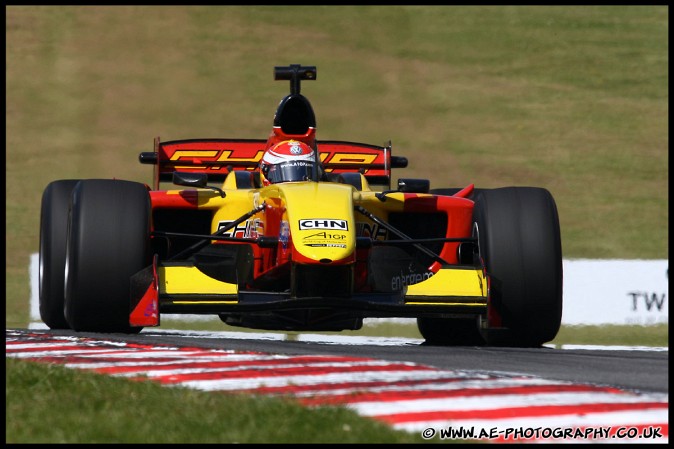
left=5, top=5, right=668, bottom=443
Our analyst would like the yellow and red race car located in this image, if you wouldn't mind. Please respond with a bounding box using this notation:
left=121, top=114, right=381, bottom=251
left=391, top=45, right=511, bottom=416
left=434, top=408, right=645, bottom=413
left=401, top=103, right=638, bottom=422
left=39, top=64, right=563, bottom=347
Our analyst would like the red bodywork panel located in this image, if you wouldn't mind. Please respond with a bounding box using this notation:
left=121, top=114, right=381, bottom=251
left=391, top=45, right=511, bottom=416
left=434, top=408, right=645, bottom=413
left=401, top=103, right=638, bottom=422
left=130, top=255, right=159, bottom=327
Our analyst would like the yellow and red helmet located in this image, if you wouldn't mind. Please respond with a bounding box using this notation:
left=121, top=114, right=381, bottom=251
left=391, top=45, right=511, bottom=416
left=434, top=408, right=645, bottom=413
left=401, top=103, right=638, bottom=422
left=259, top=140, right=317, bottom=185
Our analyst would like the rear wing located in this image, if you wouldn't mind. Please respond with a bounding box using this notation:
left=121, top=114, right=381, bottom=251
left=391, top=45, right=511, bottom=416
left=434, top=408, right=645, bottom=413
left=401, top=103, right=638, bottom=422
left=139, top=138, right=408, bottom=190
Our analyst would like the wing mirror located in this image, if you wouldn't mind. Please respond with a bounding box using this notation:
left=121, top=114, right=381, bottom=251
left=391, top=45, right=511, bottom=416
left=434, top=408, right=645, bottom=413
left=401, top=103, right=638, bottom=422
left=397, top=178, right=430, bottom=193
left=173, top=172, right=225, bottom=198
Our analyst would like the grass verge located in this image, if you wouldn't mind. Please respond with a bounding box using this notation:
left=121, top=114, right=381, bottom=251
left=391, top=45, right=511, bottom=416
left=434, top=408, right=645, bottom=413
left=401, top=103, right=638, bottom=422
left=5, top=358, right=429, bottom=444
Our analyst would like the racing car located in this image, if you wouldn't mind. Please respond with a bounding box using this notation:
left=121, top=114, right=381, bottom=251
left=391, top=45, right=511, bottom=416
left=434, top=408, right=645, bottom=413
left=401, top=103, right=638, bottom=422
left=39, top=64, right=563, bottom=347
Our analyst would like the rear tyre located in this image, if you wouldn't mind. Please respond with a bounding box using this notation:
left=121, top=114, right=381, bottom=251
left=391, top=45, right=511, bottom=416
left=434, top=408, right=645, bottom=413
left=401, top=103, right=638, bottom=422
left=64, top=179, right=151, bottom=333
left=39, top=180, right=81, bottom=329
left=417, top=316, right=485, bottom=346
left=473, top=187, right=563, bottom=347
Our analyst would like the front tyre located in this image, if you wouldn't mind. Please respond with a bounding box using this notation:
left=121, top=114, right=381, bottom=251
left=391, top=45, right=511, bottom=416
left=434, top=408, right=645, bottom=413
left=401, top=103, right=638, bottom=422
left=474, top=187, right=563, bottom=347
left=64, top=179, right=151, bottom=333
left=39, top=180, right=81, bottom=329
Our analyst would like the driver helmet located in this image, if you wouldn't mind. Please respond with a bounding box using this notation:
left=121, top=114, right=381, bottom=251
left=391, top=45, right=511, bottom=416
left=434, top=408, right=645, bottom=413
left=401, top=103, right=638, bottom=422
left=259, top=140, right=317, bottom=185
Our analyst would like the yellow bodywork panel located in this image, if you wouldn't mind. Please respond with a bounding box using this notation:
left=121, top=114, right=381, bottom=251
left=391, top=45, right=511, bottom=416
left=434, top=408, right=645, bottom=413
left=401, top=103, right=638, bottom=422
left=277, top=182, right=357, bottom=262
left=158, top=266, right=238, bottom=295
left=405, top=267, right=487, bottom=304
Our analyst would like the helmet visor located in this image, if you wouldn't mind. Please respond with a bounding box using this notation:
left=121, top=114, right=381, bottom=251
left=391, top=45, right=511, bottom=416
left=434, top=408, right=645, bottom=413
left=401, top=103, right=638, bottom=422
left=264, top=160, right=315, bottom=184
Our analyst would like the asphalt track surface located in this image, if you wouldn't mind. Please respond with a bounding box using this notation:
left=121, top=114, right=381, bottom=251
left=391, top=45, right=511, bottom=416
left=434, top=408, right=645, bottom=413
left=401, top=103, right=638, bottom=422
left=21, top=327, right=668, bottom=394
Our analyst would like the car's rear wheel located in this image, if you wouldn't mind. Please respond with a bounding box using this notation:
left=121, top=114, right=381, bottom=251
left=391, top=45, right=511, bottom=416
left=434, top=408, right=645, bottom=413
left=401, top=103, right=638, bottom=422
left=64, top=179, right=151, bottom=333
left=39, top=180, right=81, bottom=329
left=474, top=187, right=563, bottom=347
left=417, top=316, right=485, bottom=346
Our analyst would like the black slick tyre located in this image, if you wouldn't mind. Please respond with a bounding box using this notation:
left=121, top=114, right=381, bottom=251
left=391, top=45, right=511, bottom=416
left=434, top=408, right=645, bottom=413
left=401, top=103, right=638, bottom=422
left=473, top=187, right=563, bottom=347
left=417, top=316, right=485, bottom=346
left=39, top=180, right=81, bottom=329
left=64, top=179, right=151, bottom=333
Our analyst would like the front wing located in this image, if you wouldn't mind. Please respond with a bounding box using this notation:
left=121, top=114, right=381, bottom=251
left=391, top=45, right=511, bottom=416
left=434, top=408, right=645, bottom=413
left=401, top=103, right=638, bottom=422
left=130, top=261, right=488, bottom=327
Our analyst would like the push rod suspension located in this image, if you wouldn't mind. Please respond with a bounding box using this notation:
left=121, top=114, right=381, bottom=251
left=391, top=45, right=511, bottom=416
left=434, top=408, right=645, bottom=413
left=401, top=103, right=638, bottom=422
left=354, top=205, right=451, bottom=266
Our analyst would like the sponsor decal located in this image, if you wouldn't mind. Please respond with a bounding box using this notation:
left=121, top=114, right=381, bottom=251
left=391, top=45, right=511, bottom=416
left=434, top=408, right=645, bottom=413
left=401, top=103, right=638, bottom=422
left=299, top=219, right=348, bottom=231
left=391, top=269, right=434, bottom=290
left=277, top=160, right=312, bottom=169
left=302, top=231, right=348, bottom=249
left=289, top=142, right=304, bottom=154
left=303, top=231, right=347, bottom=240
left=320, top=152, right=378, bottom=173
left=144, top=297, right=158, bottom=318
left=168, top=149, right=264, bottom=171
left=217, top=219, right=263, bottom=239
left=169, top=150, right=219, bottom=161
left=304, top=243, right=347, bottom=248
left=279, top=220, right=290, bottom=249
left=356, top=221, right=388, bottom=240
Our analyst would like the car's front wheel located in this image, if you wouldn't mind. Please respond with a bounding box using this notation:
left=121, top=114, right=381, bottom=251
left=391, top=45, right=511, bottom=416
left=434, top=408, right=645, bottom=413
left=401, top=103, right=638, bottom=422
left=474, top=187, right=563, bottom=347
left=39, top=179, right=81, bottom=329
left=64, top=179, right=151, bottom=333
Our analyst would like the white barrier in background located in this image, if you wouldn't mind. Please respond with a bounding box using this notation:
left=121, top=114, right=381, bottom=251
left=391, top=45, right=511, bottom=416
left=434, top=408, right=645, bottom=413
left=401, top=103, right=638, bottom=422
left=28, top=254, right=668, bottom=326
left=561, top=259, right=667, bottom=325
